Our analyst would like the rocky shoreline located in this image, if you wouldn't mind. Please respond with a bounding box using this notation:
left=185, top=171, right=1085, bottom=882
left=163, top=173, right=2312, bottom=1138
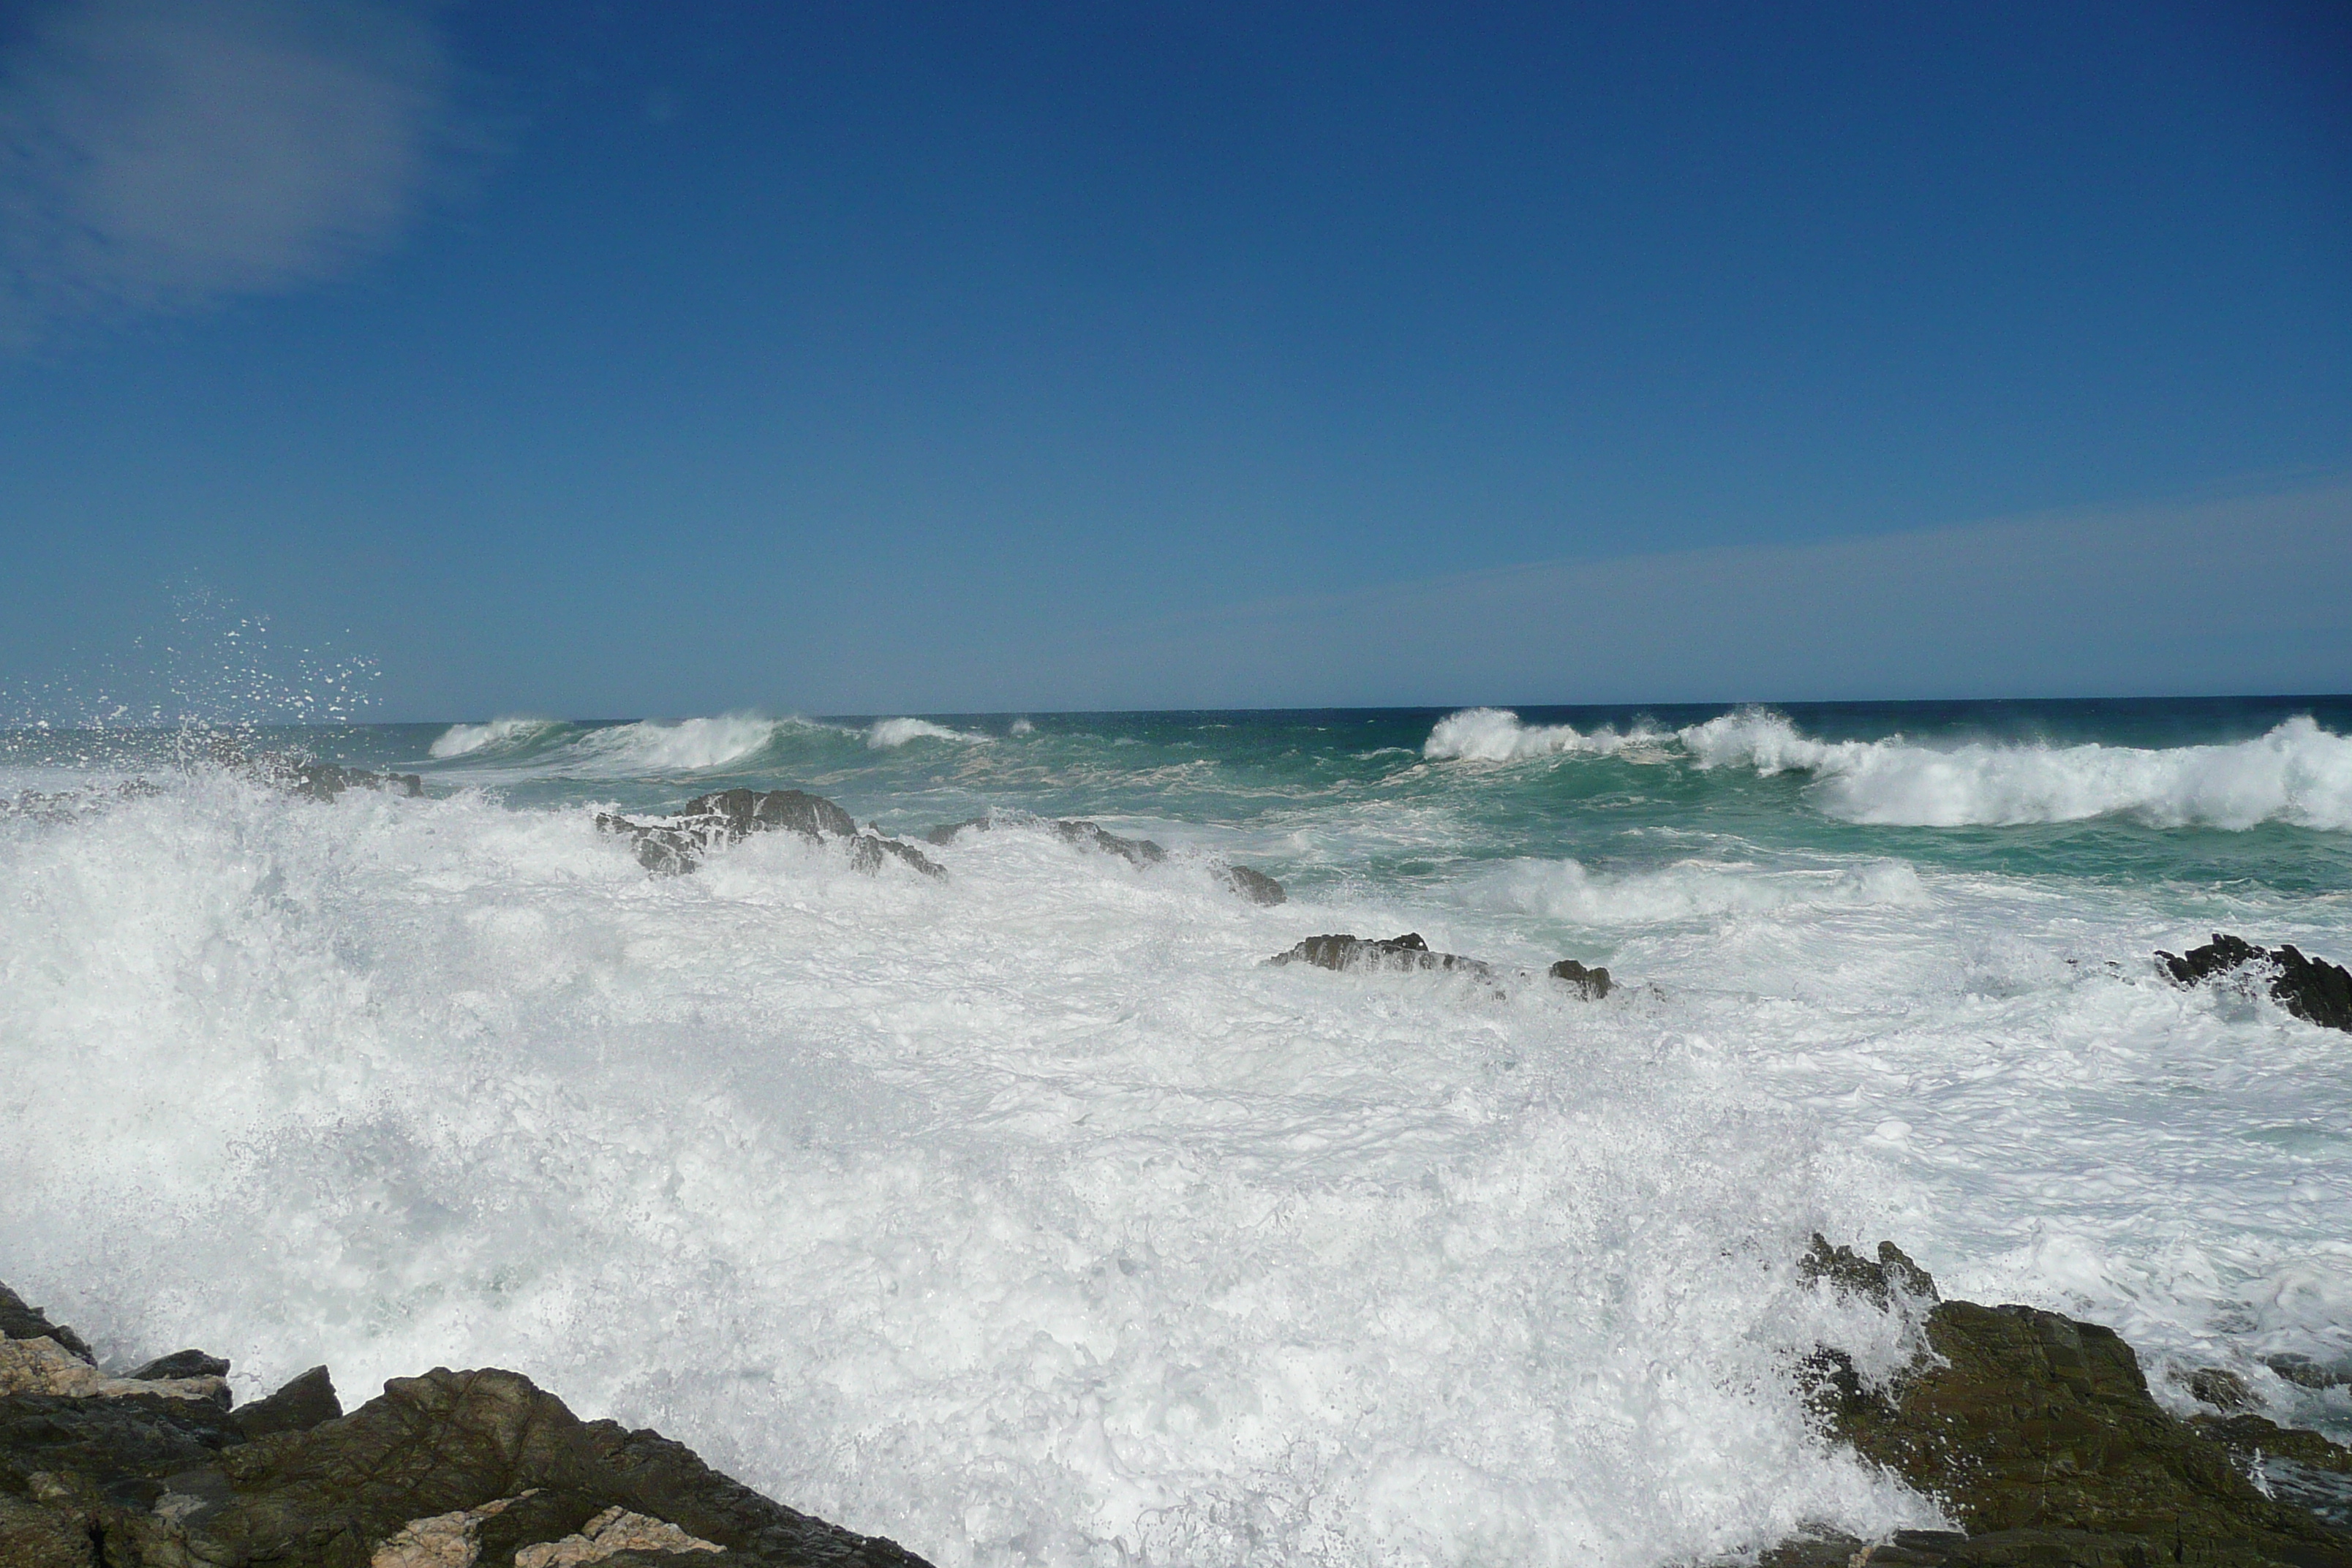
left=10, top=1245, right=2348, bottom=1567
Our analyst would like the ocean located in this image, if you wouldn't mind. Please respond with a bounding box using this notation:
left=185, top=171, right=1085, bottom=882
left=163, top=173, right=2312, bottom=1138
left=4, top=697, right=2350, bottom=1565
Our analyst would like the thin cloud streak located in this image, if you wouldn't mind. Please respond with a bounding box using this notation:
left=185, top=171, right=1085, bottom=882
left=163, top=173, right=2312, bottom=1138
left=0, top=0, right=456, bottom=340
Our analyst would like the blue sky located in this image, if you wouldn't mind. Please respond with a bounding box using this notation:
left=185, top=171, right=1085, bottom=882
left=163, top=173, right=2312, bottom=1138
left=1, top=0, right=2347, bottom=719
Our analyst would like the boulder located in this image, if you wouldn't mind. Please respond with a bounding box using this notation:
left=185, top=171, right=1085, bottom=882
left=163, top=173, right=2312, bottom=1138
left=233, top=1366, right=342, bottom=1441
left=1545, top=958, right=1611, bottom=999
left=1267, top=932, right=1494, bottom=978
left=1801, top=1237, right=2352, bottom=1564
left=599, top=788, right=943, bottom=880
left=0, top=1282, right=94, bottom=1364
left=1214, top=864, right=1287, bottom=905
left=131, top=1351, right=230, bottom=1384
left=2159, top=932, right=2352, bottom=1033
left=0, top=1337, right=229, bottom=1406
left=924, top=815, right=1165, bottom=867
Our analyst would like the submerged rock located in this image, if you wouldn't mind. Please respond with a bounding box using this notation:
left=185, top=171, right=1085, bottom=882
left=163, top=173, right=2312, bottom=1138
left=925, top=815, right=1287, bottom=902
left=1214, top=863, right=1287, bottom=905
left=1545, top=957, right=1611, bottom=999
left=0, top=1280, right=936, bottom=1567
left=1799, top=1237, right=2352, bottom=1565
left=1269, top=933, right=1617, bottom=998
left=2159, top=932, right=2352, bottom=1033
left=1268, top=932, right=1494, bottom=977
left=599, top=788, right=943, bottom=880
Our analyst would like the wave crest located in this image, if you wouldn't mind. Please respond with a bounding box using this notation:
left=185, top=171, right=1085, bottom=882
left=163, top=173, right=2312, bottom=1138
left=428, top=717, right=565, bottom=759
left=1681, top=710, right=2352, bottom=831
left=867, top=718, right=991, bottom=750
left=571, top=715, right=791, bottom=774
left=1422, top=707, right=1662, bottom=763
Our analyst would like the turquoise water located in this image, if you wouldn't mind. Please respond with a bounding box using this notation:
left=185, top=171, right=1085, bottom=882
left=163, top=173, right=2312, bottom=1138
left=3, top=696, right=2348, bottom=1565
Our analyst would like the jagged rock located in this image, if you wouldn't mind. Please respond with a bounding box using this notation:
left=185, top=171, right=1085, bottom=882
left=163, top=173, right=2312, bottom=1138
left=1797, top=1233, right=1939, bottom=1310
left=2269, top=1354, right=2352, bottom=1391
left=1545, top=957, right=1611, bottom=998
left=235, top=1366, right=342, bottom=1440
left=1803, top=1244, right=2352, bottom=1564
left=0, top=1283, right=94, bottom=1364
left=2185, top=1366, right=2254, bottom=1411
left=0, top=1337, right=229, bottom=1405
left=922, top=815, right=1169, bottom=867
left=515, top=1503, right=723, bottom=1565
left=2159, top=932, right=2352, bottom=1033
left=132, top=1350, right=230, bottom=1383
left=1214, top=864, right=1286, bottom=905
left=280, top=762, right=426, bottom=804
left=371, top=1490, right=533, bottom=1567
left=598, top=788, right=942, bottom=880
left=1267, top=932, right=1496, bottom=977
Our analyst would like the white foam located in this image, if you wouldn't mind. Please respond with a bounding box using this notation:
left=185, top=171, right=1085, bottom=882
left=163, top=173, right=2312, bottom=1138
left=1422, top=708, right=1663, bottom=763
left=1475, top=856, right=1929, bottom=926
left=1679, top=710, right=2352, bottom=830
left=0, top=779, right=1940, bottom=1566
left=868, top=717, right=991, bottom=750
left=428, top=717, right=564, bottom=759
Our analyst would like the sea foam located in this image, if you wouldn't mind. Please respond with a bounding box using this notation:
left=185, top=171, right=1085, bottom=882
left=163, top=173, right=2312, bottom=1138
left=1421, top=708, right=1662, bottom=763
left=429, top=717, right=566, bottom=758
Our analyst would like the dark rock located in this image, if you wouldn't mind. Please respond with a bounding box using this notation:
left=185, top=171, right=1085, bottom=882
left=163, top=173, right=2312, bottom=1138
left=1797, top=1233, right=1939, bottom=1310
left=920, top=818, right=988, bottom=846
left=1050, top=819, right=1165, bottom=867
left=1806, top=1266, right=2351, bottom=1563
left=233, top=1365, right=341, bottom=1440
left=2160, top=932, right=2352, bottom=1033
left=599, top=788, right=942, bottom=880
left=1267, top=932, right=1496, bottom=978
left=2269, top=1354, right=2352, bottom=1391
left=257, top=758, right=426, bottom=803
left=0, top=1387, right=246, bottom=1495
left=0, top=1281, right=94, bottom=1365
left=129, top=1350, right=230, bottom=1384
left=1545, top=958, right=1612, bottom=999
left=1215, top=864, right=1287, bottom=905
left=2186, top=1366, right=2254, bottom=1411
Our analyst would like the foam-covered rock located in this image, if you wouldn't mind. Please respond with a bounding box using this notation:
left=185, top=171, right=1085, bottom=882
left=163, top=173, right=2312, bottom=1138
left=599, top=788, right=943, bottom=880
left=2159, top=932, right=2352, bottom=1033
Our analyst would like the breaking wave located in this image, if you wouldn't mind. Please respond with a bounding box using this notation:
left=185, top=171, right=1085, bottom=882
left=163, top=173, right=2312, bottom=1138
left=867, top=717, right=992, bottom=750
left=567, top=715, right=801, bottom=774
left=1422, top=708, right=1665, bottom=763
left=428, top=717, right=567, bottom=759
left=1681, top=711, right=2352, bottom=831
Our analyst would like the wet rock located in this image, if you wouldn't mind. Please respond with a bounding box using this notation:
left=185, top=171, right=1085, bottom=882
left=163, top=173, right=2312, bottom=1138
left=234, top=1365, right=342, bottom=1440
left=1545, top=958, right=1611, bottom=998
left=1214, top=864, right=1286, bottom=905
left=2269, top=1354, right=2352, bottom=1391
left=1797, top=1233, right=1939, bottom=1311
left=1804, top=1245, right=2351, bottom=1564
left=514, top=1503, right=723, bottom=1565
left=0, top=1283, right=94, bottom=1365
left=2159, top=932, right=2352, bottom=1033
left=0, top=1337, right=230, bottom=1405
left=1267, top=932, right=1496, bottom=977
left=2185, top=1365, right=2254, bottom=1411
left=922, top=815, right=1168, bottom=867
left=131, top=1350, right=230, bottom=1384
left=599, top=788, right=942, bottom=880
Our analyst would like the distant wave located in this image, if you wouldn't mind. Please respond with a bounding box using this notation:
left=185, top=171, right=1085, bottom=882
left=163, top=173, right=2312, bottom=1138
left=1422, top=707, right=1665, bottom=762
left=570, top=715, right=803, bottom=774
left=867, top=717, right=992, bottom=750
left=1680, top=709, right=2352, bottom=831
left=428, top=717, right=566, bottom=759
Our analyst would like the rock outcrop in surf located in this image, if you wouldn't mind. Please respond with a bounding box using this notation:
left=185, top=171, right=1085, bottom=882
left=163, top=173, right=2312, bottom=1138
left=2158, top=932, right=2352, bottom=1033
left=598, top=788, right=944, bottom=879
left=1267, top=932, right=1613, bottom=996
left=923, top=815, right=1288, bottom=903
left=1780, top=1235, right=2352, bottom=1566
left=0, top=1277, right=934, bottom=1567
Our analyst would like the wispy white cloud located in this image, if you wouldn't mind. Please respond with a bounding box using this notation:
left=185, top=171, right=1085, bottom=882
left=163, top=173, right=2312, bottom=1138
left=0, top=0, right=457, bottom=340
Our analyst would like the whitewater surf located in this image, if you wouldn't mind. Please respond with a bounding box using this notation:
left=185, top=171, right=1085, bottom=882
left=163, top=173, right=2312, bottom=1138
left=4, top=698, right=2348, bottom=1566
